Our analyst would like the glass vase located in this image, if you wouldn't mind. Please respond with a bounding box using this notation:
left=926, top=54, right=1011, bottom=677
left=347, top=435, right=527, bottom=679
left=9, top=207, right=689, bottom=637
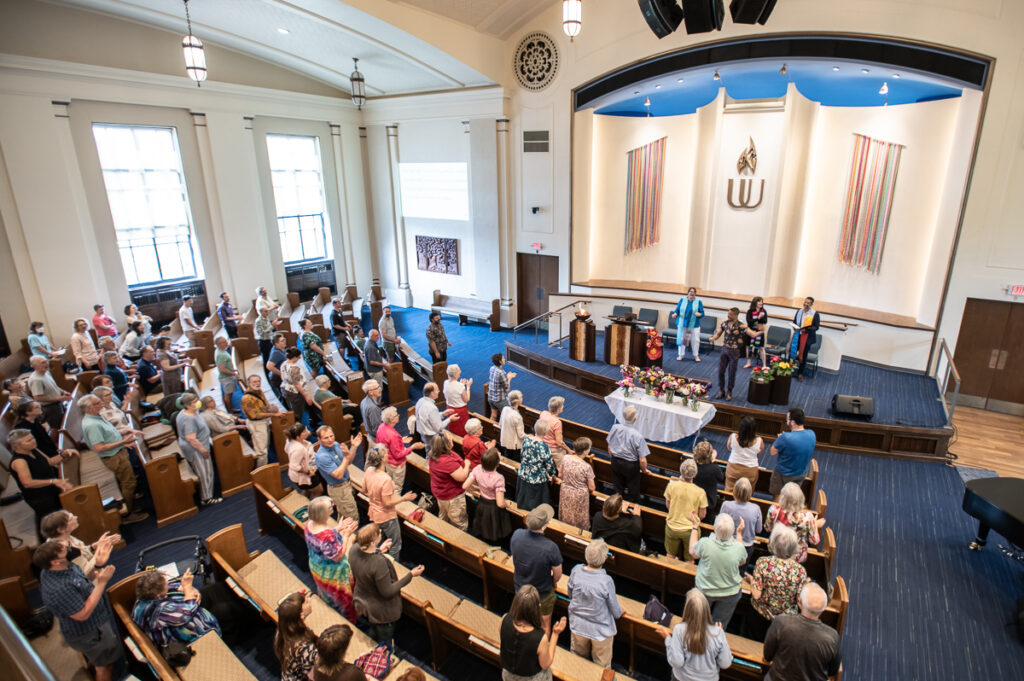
left=665, top=390, right=675, bottom=404
left=690, top=397, right=700, bottom=412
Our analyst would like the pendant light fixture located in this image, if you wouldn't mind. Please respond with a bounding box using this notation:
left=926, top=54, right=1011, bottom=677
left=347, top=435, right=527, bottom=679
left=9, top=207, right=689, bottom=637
left=181, top=0, right=207, bottom=85
left=563, top=0, right=582, bottom=40
left=350, top=58, right=366, bottom=110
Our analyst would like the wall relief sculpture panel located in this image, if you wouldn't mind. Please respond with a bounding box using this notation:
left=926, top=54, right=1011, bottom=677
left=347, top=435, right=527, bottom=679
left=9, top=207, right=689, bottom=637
left=415, top=236, right=460, bottom=275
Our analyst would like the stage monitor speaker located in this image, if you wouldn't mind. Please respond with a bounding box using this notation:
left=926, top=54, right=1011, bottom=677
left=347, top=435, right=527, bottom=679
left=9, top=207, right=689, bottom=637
left=831, top=393, right=875, bottom=420
left=637, top=0, right=684, bottom=39
left=682, top=0, right=725, bottom=34
left=729, top=0, right=777, bottom=24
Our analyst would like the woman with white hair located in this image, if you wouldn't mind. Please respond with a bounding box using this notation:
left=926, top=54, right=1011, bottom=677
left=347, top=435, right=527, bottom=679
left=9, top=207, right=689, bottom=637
left=461, top=418, right=496, bottom=470
left=499, top=390, right=525, bottom=457
left=566, top=539, right=621, bottom=668
left=376, top=406, right=424, bottom=492
left=442, top=363, right=471, bottom=437
left=304, top=495, right=358, bottom=622
left=538, top=396, right=573, bottom=467
left=764, top=482, right=825, bottom=563
left=516, top=419, right=557, bottom=511
left=744, top=525, right=809, bottom=638
left=687, top=509, right=747, bottom=629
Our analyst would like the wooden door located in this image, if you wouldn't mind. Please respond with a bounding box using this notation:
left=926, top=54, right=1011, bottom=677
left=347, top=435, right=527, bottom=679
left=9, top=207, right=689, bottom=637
left=987, top=302, right=1024, bottom=408
left=952, top=299, right=1010, bottom=400
left=516, top=253, right=559, bottom=323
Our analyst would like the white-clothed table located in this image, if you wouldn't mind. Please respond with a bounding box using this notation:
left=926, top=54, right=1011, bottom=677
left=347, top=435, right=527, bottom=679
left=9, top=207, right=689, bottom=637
left=604, top=390, right=717, bottom=443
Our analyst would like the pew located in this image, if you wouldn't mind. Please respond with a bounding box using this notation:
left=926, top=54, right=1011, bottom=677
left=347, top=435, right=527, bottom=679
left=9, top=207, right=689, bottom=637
left=401, top=348, right=447, bottom=387
left=351, top=340, right=411, bottom=407
left=318, top=396, right=354, bottom=443
left=210, top=431, right=255, bottom=497
left=107, top=572, right=258, bottom=681
left=431, top=289, right=500, bottom=331
left=57, top=387, right=125, bottom=512
left=269, top=411, right=296, bottom=471
left=59, top=484, right=121, bottom=545
left=0, top=518, right=36, bottom=588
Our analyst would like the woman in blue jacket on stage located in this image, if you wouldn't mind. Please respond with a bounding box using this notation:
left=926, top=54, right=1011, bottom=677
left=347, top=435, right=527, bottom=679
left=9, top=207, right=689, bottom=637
left=671, top=287, right=705, bottom=362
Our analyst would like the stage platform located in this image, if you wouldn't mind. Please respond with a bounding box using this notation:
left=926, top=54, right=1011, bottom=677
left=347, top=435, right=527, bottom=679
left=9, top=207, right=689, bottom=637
left=505, top=334, right=953, bottom=462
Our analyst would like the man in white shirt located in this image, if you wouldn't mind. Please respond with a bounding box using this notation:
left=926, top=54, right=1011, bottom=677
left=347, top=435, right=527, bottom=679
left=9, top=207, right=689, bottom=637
left=378, top=306, right=402, bottom=361
left=28, top=356, right=72, bottom=428
left=281, top=347, right=317, bottom=426
left=178, top=296, right=201, bottom=336
left=414, top=382, right=457, bottom=441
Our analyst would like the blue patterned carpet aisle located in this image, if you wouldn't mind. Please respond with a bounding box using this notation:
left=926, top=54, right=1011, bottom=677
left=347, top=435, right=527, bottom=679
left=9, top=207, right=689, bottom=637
left=382, top=306, right=1024, bottom=681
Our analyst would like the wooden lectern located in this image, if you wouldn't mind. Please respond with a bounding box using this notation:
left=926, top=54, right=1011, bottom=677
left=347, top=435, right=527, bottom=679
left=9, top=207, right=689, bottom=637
left=603, top=316, right=649, bottom=366
left=569, top=319, right=596, bottom=362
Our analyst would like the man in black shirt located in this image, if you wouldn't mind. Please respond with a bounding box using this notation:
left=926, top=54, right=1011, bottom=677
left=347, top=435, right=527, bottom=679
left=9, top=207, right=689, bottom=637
left=330, top=299, right=347, bottom=345
left=764, top=582, right=841, bottom=681
left=590, top=494, right=643, bottom=554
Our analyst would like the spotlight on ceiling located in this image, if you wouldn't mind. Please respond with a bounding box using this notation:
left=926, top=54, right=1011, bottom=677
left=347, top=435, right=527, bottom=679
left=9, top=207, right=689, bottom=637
left=713, top=70, right=721, bottom=80
left=862, top=68, right=870, bottom=74
left=277, top=27, right=290, bottom=35
left=779, top=64, right=787, bottom=75
left=677, top=78, right=684, bottom=83
left=655, top=84, right=662, bottom=89
left=879, top=82, right=889, bottom=95
left=682, top=0, right=725, bottom=34
left=833, top=66, right=840, bottom=71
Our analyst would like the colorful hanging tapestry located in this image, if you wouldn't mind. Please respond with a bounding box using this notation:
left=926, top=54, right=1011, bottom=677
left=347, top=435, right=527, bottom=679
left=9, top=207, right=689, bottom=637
left=837, top=133, right=905, bottom=274
left=624, top=136, right=667, bottom=253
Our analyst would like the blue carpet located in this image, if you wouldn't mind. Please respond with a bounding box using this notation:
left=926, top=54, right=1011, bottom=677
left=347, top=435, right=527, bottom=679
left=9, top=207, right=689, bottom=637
left=956, top=466, right=1000, bottom=484
left=508, top=330, right=950, bottom=429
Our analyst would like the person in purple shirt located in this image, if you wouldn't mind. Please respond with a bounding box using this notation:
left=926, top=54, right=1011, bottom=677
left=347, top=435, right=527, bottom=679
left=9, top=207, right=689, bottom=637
left=217, top=292, right=244, bottom=339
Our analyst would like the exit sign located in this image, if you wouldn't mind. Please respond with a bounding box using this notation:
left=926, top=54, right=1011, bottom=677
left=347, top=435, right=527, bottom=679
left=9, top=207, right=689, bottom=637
left=531, top=242, right=543, bottom=251
left=1009, top=285, right=1024, bottom=296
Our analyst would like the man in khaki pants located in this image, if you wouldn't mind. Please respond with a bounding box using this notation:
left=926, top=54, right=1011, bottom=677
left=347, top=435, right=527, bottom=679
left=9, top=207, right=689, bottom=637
left=240, top=374, right=277, bottom=468
left=79, top=395, right=148, bottom=524
left=313, top=425, right=363, bottom=521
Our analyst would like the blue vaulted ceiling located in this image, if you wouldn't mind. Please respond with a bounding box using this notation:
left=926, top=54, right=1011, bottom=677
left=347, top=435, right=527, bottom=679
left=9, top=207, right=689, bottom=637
left=592, top=59, right=965, bottom=117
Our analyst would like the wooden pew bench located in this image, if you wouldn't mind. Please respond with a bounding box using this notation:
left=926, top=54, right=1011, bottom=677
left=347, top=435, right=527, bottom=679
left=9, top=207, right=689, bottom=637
left=351, top=339, right=412, bottom=407
left=431, top=289, right=500, bottom=331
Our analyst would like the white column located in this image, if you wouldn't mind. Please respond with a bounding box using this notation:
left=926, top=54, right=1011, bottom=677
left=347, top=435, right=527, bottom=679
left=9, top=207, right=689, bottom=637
left=385, top=124, right=412, bottom=306
left=190, top=112, right=231, bottom=298
left=329, top=123, right=356, bottom=287
left=358, top=126, right=381, bottom=284
left=496, top=117, right=516, bottom=324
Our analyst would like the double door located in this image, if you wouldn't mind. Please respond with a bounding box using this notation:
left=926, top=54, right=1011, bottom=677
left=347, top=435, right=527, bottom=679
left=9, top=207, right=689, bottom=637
left=952, top=299, right=1024, bottom=414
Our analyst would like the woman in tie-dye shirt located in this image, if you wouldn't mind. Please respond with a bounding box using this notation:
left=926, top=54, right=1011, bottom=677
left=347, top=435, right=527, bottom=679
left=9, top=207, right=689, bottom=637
left=132, top=569, right=220, bottom=646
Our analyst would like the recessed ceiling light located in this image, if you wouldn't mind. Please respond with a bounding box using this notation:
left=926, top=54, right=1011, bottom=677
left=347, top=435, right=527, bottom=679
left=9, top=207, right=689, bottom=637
left=893, top=73, right=901, bottom=78
left=832, top=66, right=840, bottom=71
left=634, top=90, right=640, bottom=95
left=655, top=84, right=661, bottom=89
left=861, top=68, right=870, bottom=74
left=713, top=71, right=720, bottom=81
left=277, top=27, right=290, bottom=34
left=677, top=78, right=684, bottom=83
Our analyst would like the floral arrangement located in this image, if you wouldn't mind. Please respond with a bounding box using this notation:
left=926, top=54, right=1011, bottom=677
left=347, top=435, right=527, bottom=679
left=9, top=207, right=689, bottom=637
left=645, top=328, right=663, bottom=361
left=769, top=356, right=795, bottom=377
left=751, top=365, right=773, bottom=383
left=688, top=382, right=707, bottom=399
left=617, top=376, right=633, bottom=395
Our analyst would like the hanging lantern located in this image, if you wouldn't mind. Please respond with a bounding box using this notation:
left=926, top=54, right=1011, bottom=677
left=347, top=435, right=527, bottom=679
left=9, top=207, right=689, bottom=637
left=563, top=0, right=582, bottom=40
left=350, top=58, right=366, bottom=110
left=181, top=1, right=206, bottom=85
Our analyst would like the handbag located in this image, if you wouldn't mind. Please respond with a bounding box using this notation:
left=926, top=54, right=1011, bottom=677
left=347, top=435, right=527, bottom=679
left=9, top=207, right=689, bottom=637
left=160, top=640, right=195, bottom=667
left=416, top=493, right=437, bottom=514
left=643, top=595, right=672, bottom=627
left=354, top=641, right=393, bottom=679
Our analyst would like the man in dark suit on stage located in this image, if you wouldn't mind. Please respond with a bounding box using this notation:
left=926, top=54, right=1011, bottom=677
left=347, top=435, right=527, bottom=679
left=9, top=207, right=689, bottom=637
left=792, top=297, right=820, bottom=382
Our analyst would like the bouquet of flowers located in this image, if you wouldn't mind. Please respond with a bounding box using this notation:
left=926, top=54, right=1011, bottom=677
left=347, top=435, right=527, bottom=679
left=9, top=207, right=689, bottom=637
left=661, top=377, right=680, bottom=403
left=769, top=356, right=795, bottom=377
left=617, top=377, right=633, bottom=396
left=687, top=382, right=707, bottom=411
left=751, top=365, right=773, bottom=383
left=645, top=328, right=663, bottom=361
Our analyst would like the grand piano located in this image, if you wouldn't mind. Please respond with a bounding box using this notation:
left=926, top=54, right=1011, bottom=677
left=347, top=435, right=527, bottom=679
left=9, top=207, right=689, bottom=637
left=962, top=476, right=1024, bottom=551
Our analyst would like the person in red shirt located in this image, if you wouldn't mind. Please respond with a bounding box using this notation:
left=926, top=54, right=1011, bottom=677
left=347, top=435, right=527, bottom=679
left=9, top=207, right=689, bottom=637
left=461, top=418, right=497, bottom=470
left=375, top=406, right=424, bottom=493
left=428, top=433, right=470, bottom=531
left=363, top=444, right=416, bottom=561
left=91, top=304, right=118, bottom=339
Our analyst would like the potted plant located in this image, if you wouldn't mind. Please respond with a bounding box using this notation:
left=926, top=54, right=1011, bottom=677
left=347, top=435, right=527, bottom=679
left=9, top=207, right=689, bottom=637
left=748, top=365, right=773, bottom=405
left=769, top=357, right=795, bottom=405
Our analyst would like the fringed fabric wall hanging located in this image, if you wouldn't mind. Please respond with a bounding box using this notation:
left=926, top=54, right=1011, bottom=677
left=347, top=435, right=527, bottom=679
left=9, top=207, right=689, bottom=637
left=624, top=136, right=667, bottom=253
left=837, top=133, right=905, bottom=274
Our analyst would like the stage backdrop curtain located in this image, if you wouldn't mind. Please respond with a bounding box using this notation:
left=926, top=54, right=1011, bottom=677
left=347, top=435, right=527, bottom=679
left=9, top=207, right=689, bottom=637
left=837, top=133, right=905, bottom=274
left=624, top=136, right=667, bottom=253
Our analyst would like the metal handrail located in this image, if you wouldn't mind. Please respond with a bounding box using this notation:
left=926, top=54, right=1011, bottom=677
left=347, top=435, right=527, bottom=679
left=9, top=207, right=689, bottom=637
left=513, top=300, right=592, bottom=349
left=930, top=338, right=961, bottom=425
left=0, top=603, right=59, bottom=681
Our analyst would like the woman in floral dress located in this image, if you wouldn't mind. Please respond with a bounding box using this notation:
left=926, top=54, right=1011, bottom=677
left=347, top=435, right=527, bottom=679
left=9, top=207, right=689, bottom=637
left=304, top=496, right=358, bottom=622
left=516, top=420, right=558, bottom=511
left=558, top=437, right=596, bottom=531
left=743, top=525, right=809, bottom=639
left=764, top=482, right=825, bottom=563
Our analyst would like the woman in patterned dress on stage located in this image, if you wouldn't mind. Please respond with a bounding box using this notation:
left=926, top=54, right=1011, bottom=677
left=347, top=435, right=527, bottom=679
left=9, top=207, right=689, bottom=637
left=304, top=496, right=359, bottom=622
left=558, top=438, right=596, bottom=531
left=744, top=296, right=768, bottom=369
